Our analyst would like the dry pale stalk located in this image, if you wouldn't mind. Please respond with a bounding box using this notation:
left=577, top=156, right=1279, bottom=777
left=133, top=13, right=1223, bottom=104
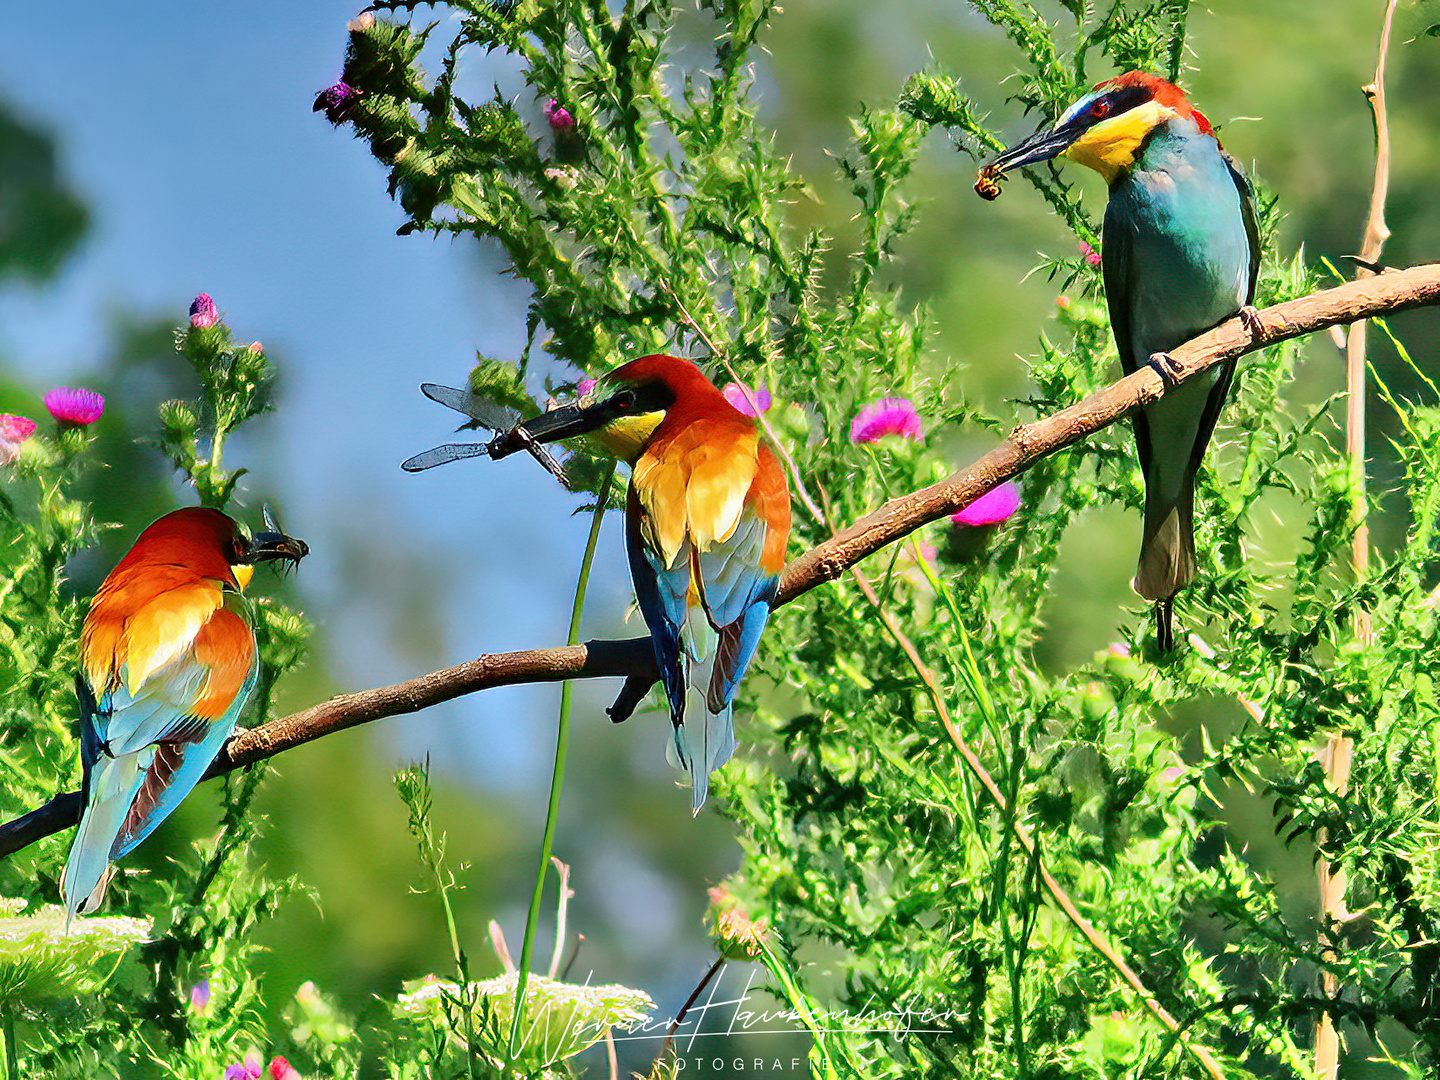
left=1315, top=4, right=1398, bottom=1076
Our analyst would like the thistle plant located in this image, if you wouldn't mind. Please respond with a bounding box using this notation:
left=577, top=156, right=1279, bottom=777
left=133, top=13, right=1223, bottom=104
left=321, top=1, right=1440, bottom=1076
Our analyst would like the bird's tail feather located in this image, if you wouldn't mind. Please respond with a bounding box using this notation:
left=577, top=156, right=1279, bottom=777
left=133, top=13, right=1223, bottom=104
left=61, top=751, right=144, bottom=922
left=1133, top=477, right=1196, bottom=604
left=1134, top=476, right=1195, bottom=652
left=669, top=703, right=736, bottom=816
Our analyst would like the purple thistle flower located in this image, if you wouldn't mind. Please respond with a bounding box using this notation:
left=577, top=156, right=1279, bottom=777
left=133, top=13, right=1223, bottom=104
left=544, top=98, right=576, bottom=134
left=189, top=979, right=211, bottom=1015
left=1080, top=240, right=1102, bottom=267
left=950, top=481, right=1020, bottom=527
left=189, top=293, right=219, bottom=329
left=722, top=381, right=772, bottom=417
left=43, top=387, right=105, bottom=427
left=576, top=377, right=597, bottom=398
left=313, top=81, right=359, bottom=124
left=850, top=397, right=922, bottom=444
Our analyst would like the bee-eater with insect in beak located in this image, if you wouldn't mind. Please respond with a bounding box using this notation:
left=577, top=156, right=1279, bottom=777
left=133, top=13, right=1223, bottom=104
left=981, top=71, right=1260, bottom=650
left=61, top=507, right=308, bottom=919
left=494, top=355, right=791, bottom=813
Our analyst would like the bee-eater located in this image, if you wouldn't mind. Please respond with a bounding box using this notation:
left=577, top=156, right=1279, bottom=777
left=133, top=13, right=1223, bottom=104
left=985, top=71, right=1259, bottom=650
left=495, top=355, right=791, bottom=812
left=62, top=507, right=307, bottom=918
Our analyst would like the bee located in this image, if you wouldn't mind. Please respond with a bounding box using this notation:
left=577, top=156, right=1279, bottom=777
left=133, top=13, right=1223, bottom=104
left=974, top=164, right=1004, bottom=201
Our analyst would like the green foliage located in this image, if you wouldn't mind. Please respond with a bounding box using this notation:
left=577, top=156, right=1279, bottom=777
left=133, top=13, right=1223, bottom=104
left=328, top=0, right=1440, bottom=1076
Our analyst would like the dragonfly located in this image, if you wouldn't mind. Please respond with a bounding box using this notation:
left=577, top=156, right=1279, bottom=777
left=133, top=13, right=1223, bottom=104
left=401, top=383, right=569, bottom=483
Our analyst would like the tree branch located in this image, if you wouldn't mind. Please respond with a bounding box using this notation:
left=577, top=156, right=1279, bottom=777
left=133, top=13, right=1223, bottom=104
left=5, top=262, right=1440, bottom=860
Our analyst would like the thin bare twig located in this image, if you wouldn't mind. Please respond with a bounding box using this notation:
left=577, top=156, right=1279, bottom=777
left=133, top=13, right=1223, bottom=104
left=1316, top=4, right=1399, bottom=1076
left=4, top=264, right=1440, bottom=860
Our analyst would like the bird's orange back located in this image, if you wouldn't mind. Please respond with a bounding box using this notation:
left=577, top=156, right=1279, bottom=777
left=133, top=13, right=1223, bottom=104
left=633, top=395, right=789, bottom=574
left=80, top=508, right=249, bottom=698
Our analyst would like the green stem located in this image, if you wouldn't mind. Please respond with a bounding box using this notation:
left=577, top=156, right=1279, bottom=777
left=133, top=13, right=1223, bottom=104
left=3, top=1007, right=16, bottom=1080
left=436, top=860, right=476, bottom=1080
left=506, top=464, right=616, bottom=1069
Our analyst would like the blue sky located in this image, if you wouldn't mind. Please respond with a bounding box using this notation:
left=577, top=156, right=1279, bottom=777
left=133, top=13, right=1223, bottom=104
left=0, top=2, right=637, bottom=786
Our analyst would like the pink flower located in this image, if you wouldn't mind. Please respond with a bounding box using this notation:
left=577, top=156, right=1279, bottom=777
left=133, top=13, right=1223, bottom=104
left=268, top=1056, right=301, bottom=1080
left=188, top=979, right=211, bottom=1016
left=1, top=415, right=36, bottom=442
left=950, top=481, right=1020, bottom=527
left=850, top=397, right=922, bottom=444
left=722, top=381, right=771, bottom=417
left=223, top=1053, right=263, bottom=1080
left=576, top=377, right=597, bottom=398
left=189, top=293, right=219, bottom=328
left=43, top=387, right=105, bottom=426
left=246, top=342, right=264, bottom=355
left=1107, top=642, right=1131, bottom=658
left=544, top=98, right=576, bottom=133
left=1080, top=241, right=1102, bottom=267
left=0, top=414, right=36, bottom=466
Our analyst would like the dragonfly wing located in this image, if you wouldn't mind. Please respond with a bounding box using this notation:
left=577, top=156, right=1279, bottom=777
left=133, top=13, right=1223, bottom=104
left=401, top=443, right=492, bottom=472
left=419, top=383, right=517, bottom=432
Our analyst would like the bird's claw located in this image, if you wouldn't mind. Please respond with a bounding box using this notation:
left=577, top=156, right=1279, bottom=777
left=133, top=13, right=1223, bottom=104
left=1239, top=305, right=1265, bottom=341
left=1147, top=351, right=1185, bottom=390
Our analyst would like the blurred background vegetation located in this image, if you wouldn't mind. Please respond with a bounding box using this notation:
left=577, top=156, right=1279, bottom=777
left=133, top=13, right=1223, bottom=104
left=1, top=1, right=1438, bottom=1076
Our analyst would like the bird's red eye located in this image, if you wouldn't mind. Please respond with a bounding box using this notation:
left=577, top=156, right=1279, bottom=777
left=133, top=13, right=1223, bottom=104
left=1091, top=98, right=1112, bottom=118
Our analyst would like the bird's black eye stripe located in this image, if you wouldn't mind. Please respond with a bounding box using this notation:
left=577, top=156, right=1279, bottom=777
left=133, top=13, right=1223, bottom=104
left=1088, top=84, right=1154, bottom=125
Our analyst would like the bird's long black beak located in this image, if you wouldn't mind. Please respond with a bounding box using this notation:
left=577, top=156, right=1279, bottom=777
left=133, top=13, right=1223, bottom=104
left=487, top=394, right=631, bottom=460
left=247, top=531, right=310, bottom=566
left=988, top=120, right=1084, bottom=175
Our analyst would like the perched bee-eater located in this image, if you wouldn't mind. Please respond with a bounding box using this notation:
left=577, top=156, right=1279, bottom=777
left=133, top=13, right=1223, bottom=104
left=496, top=355, right=791, bottom=812
left=62, top=507, right=308, bottom=918
left=984, top=72, right=1259, bottom=650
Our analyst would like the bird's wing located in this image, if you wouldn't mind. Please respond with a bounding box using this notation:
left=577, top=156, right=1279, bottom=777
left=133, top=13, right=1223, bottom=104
left=1184, top=152, right=1260, bottom=480
left=1222, top=149, right=1262, bottom=305
left=112, top=606, right=258, bottom=856
left=703, top=445, right=788, bottom=711
left=84, top=578, right=228, bottom=751
left=64, top=597, right=257, bottom=915
left=1101, top=208, right=1155, bottom=480
left=625, top=485, right=691, bottom=726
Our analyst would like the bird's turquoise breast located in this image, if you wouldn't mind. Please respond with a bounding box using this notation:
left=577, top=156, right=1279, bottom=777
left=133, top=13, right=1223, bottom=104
left=1106, top=120, right=1251, bottom=361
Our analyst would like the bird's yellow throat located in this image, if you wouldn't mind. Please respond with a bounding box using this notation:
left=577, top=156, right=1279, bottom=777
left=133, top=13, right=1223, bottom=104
left=1063, top=99, right=1176, bottom=183
left=592, top=411, right=665, bottom=463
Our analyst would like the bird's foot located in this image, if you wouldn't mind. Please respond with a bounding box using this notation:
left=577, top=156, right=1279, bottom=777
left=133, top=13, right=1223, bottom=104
left=1147, top=351, right=1185, bottom=390
left=1239, top=305, right=1265, bottom=341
